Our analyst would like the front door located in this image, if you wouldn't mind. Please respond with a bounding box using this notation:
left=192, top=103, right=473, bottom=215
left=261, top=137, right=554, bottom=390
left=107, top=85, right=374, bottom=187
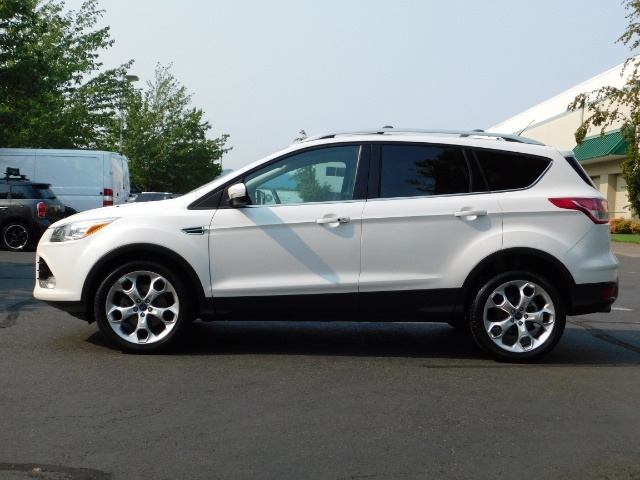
left=209, top=144, right=366, bottom=319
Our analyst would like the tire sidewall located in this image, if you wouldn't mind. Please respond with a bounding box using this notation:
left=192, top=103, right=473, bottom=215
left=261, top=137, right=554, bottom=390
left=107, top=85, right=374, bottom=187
left=469, top=270, right=566, bottom=362
left=94, top=261, right=191, bottom=353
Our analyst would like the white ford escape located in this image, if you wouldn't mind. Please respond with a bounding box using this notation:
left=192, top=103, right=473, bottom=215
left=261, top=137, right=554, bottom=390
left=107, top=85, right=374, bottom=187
left=33, top=128, right=619, bottom=361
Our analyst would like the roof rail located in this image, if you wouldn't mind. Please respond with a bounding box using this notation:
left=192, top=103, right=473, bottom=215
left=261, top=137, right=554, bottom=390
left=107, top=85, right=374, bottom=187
left=301, top=127, right=545, bottom=146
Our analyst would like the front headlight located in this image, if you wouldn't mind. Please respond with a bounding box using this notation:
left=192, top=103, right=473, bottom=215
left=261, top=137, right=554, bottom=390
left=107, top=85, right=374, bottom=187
left=50, top=218, right=119, bottom=242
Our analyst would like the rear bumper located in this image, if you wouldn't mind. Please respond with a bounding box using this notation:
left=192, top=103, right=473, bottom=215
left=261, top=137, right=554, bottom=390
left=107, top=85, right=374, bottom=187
left=569, top=279, right=619, bottom=315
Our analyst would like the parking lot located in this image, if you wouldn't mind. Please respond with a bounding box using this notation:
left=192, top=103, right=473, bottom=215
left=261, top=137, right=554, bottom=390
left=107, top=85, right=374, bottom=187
left=1, top=245, right=639, bottom=480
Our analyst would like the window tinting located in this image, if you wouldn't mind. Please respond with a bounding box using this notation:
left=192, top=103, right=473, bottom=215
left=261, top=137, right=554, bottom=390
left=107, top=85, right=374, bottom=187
left=0, top=184, right=9, bottom=199
left=380, top=145, right=470, bottom=198
left=10, top=184, right=54, bottom=199
left=475, top=150, right=551, bottom=191
left=10, top=185, right=34, bottom=199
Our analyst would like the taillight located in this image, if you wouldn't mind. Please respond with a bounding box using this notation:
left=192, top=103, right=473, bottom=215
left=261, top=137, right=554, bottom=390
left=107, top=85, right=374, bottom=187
left=37, top=202, right=47, bottom=218
left=548, top=197, right=609, bottom=224
left=103, top=188, right=114, bottom=207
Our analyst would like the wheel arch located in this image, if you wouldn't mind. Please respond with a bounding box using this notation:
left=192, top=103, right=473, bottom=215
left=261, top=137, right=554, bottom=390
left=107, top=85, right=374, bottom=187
left=455, top=248, right=576, bottom=320
left=80, top=243, right=209, bottom=323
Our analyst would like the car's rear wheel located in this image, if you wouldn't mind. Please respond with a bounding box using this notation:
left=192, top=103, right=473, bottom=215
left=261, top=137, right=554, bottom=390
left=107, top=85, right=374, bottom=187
left=468, top=271, right=566, bottom=362
left=94, top=261, right=192, bottom=352
left=2, top=222, right=31, bottom=251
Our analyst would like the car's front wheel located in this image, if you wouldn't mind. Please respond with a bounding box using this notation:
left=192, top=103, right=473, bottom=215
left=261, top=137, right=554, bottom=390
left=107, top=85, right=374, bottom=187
left=468, top=271, right=566, bottom=362
left=2, top=222, right=31, bottom=251
left=94, top=261, right=192, bottom=352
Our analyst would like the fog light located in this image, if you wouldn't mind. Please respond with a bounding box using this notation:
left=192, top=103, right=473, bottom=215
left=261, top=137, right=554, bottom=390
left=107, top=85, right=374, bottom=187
left=39, top=276, right=56, bottom=289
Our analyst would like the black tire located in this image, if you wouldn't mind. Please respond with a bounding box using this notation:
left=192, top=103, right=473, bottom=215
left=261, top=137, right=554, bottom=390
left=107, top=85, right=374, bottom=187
left=2, top=221, right=32, bottom=252
left=468, top=271, right=566, bottom=362
left=94, top=261, right=192, bottom=353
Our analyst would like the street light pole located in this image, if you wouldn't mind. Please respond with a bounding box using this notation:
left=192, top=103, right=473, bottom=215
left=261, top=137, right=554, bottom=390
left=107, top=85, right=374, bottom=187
left=119, top=74, right=139, bottom=154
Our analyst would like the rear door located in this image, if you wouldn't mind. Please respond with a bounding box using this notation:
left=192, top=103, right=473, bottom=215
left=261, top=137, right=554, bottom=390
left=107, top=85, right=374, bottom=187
left=359, top=143, right=503, bottom=319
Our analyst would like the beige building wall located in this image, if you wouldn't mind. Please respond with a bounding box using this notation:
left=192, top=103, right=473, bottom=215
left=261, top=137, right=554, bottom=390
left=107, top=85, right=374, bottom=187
left=521, top=110, right=584, bottom=151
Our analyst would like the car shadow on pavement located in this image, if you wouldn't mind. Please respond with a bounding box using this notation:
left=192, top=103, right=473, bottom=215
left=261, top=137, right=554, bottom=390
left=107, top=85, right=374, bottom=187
left=84, top=319, right=640, bottom=365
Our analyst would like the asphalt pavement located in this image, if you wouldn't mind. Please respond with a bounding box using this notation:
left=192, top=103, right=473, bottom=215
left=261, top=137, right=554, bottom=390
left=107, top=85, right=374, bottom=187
left=0, top=244, right=639, bottom=480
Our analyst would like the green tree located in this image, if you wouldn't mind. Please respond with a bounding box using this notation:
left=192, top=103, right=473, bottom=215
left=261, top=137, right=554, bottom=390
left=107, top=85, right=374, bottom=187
left=568, top=0, right=640, bottom=216
left=291, top=165, right=332, bottom=202
left=124, top=64, right=230, bottom=193
left=0, top=0, right=131, bottom=149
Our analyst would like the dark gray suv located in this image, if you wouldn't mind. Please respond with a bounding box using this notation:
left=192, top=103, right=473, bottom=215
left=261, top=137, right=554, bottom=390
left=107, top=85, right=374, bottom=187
left=0, top=168, right=65, bottom=251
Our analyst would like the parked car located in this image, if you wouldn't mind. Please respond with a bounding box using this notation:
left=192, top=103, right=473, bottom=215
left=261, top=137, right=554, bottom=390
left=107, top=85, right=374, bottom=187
left=33, top=128, right=619, bottom=361
left=1, top=168, right=65, bottom=251
left=132, top=192, right=180, bottom=202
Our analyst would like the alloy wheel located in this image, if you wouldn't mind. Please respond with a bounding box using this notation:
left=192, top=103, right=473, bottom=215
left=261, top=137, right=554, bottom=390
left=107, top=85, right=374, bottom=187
left=482, top=279, right=556, bottom=353
left=105, top=270, right=180, bottom=345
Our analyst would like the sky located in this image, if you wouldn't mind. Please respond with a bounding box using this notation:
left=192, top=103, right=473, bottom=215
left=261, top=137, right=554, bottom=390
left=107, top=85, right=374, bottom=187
left=62, top=0, right=632, bottom=171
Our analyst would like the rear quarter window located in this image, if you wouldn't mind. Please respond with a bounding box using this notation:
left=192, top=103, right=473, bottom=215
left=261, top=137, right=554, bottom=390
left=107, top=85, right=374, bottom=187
left=474, top=149, right=551, bottom=191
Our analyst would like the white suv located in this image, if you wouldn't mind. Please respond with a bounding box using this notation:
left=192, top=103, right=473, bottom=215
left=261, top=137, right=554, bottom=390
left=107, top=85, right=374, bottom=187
left=33, top=128, right=619, bottom=361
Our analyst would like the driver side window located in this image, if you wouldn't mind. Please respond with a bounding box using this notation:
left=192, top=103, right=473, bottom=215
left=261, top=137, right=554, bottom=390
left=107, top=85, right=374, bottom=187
left=245, top=145, right=360, bottom=205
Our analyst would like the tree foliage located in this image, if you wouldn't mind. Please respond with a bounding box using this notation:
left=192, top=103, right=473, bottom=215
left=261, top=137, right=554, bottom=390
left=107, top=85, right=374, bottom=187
left=568, top=0, right=640, bottom=216
left=291, top=165, right=333, bottom=202
left=1, top=1, right=230, bottom=193
left=0, top=0, right=130, bottom=149
left=124, top=64, right=230, bottom=193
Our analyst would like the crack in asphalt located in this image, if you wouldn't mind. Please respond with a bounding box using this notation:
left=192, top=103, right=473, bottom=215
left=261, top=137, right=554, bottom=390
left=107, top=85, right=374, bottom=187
left=570, top=318, right=640, bottom=355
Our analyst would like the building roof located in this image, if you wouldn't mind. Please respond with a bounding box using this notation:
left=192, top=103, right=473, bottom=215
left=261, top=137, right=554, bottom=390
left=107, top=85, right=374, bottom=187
left=573, top=129, right=628, bottom=161
left=488, top=60, right=634, bottom=135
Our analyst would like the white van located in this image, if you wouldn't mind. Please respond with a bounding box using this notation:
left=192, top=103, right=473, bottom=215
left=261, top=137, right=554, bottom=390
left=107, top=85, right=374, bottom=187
left=0, top=149, right=131, bottom=212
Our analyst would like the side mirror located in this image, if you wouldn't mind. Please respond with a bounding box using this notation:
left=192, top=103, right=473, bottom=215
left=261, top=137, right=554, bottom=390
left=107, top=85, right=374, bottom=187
left=228, top=183, right=250, bottom=208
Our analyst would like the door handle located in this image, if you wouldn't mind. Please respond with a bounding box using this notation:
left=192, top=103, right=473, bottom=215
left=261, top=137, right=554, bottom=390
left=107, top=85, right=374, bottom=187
left=454, top=210, right=487, bottom=218
left=0, top=206, right=8, bottom=210
left=316, top=216, right=350, bottom=225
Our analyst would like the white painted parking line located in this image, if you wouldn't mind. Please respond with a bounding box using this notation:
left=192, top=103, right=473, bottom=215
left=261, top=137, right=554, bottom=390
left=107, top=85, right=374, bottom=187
left=612, top=307, right=633, bottom=311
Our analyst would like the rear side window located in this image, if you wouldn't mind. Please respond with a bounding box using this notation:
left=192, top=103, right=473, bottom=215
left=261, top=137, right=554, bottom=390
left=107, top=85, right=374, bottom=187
left=10, top=184, right=55, bottom=199
left=0, top=184, right=9, bottom=199
left=474, top=150, right=551, bottom=191
left=380, top=145, right=470, bottom=198
left=10, top=185, right=35, bottom=199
